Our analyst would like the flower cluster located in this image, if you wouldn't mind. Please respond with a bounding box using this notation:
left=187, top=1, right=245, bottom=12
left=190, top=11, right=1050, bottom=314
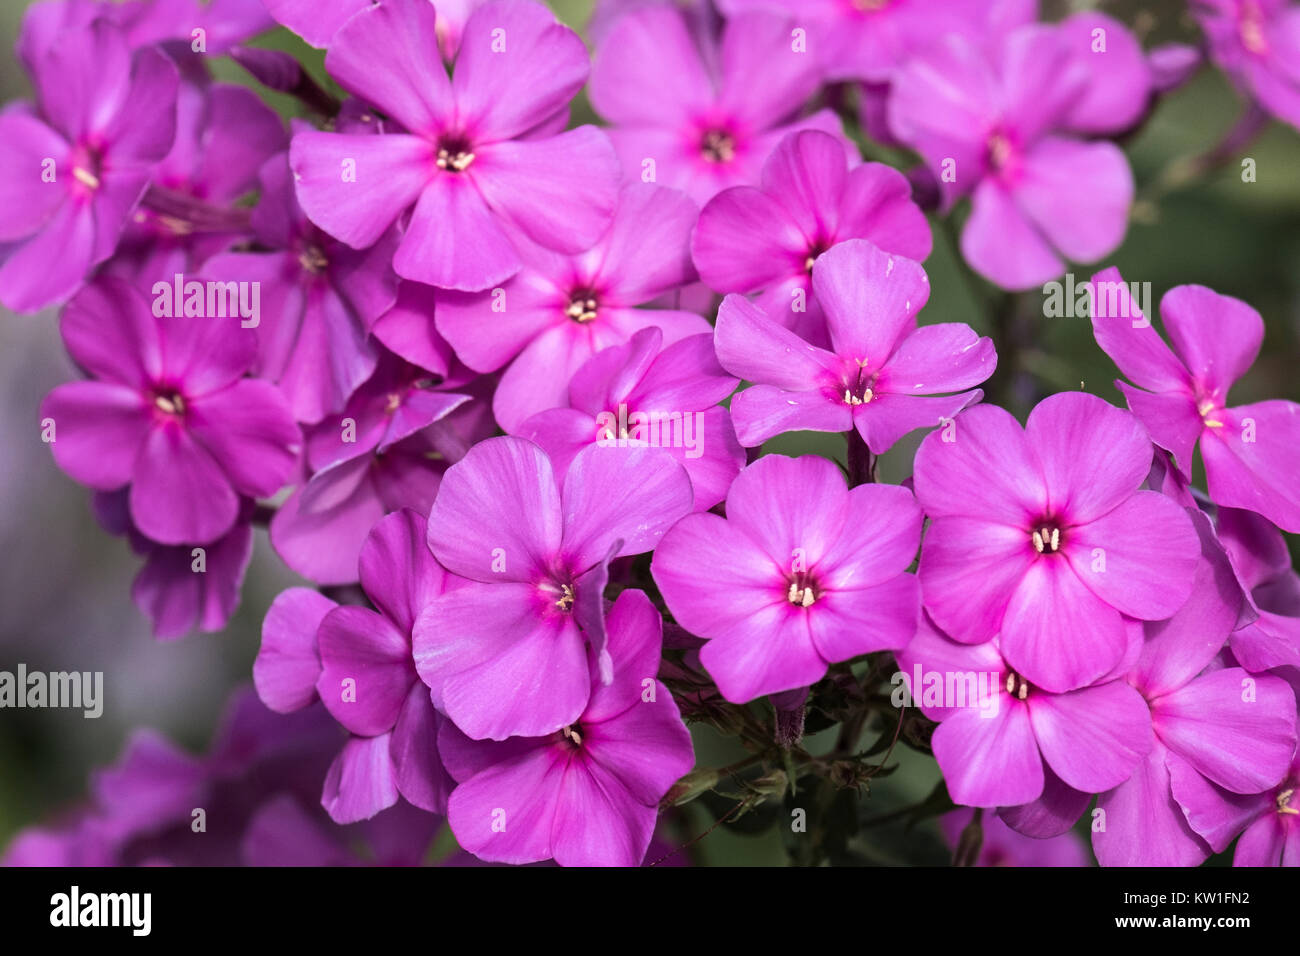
left=6, top=0, right=1300, bottom=868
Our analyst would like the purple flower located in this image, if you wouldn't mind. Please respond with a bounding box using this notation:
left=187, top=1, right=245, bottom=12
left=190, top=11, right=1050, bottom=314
left=898, top=614, right=1152, bottom=811
left=1218, top=723, right=1300, bottom=865
left=413, top=436, right=694, bottom=740
left=716, top=0, right=1012, bottom=82
left=518, top=327, right=744, bottom=510
left=1091, top=522, right=1297, bottom=866
left=1195, top=0, right=1300, bottom=129
left=256, top=510, right=458, bottom=823
left=107, top=79, right=286, bottom=282
left=289, top=0, right=620, bottom=291
left=913, top=392, right=1200, bottom=693
left=92, top=489, right=255, bottom=641
left=204, top=153, right=395, bottom=424
left=714, top=239, right=995, bottom=453
left=269, top=351, right=482, bottom=585
left=436, top=183, right=710, bottom=432
left=1090, top=268, right=1300, bottom=533
left=3, top=689, right=437, bottom=867
left=691, top=129, right=932, bottom=345
left=589, top=5, right=839, bottom=205
left=1217, top=506, right=1300, bottom=673
left=265, top=0, right=486, bottom=56
left=439, top=589, right=694, bottom=866
left=887, top=21, right=1141, bottom=289
left=940, top=808, right=1090, bottom=867
left=0, top=17, right=178, bottom=311
left=652, top=453, right=921, bottom=703
left=40, top=277, right=300, bottom=545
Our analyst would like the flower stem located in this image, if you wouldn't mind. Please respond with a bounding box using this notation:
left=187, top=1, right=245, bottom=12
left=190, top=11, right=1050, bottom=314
left=845, top=428, right=875, bottom=486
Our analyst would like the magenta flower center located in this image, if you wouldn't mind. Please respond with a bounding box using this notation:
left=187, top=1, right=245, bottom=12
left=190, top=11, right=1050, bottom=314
left=152, top=387, right=186, bottom=418
left=786, top=572, right=822, bottom=608
left=700, top=129, right=737, bottom=164
left=559, top=724, right=585, bottom=749
left=298, top=244, right=329, bottom=274
left=842, top=361, right=878, bottom=406
left=70, top=142, right=105, bottom=197
left=1004, top=670, right=1031, bottom=701
left=804, top=239, right=831, bottom=274
left=986, top=130, right=1016, bottom=173
left=1277, top=785, right=1297, bottom=816
left=850, top=0, right=892, bottom=11
left=435, top=135, right=476, bottom=173
left=540, top=578, right=577, bottom=614
left=1239, top=0, right=1269, bottom=55
left=565, top=288, right=599, bottom=323
left=1030, top=522, right=1063, bottom=554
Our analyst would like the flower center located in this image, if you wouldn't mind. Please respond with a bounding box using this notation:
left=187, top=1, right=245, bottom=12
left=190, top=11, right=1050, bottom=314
left=554, top=583, right=576, bottom=612
left=786, top=573, right=820, bottom=608
left=1196, top=389, right=1225, bottom=429
left=851, top=0, right=891, bottom=10
left=1239, top=0, right=1269, bottom=55
left=152, top=389, right=186, bottom=417
left=71, top=142, right=104, bottom=195
left=436, top=135, right=476, bottom=173
left=986, top=130, right=1015, bottom=173
left=299, top=244, right=329, bottom=273
left=1004, top=671, right=1031, bottom=701
left=565, top=289, right=599, bottom=323
left=804, top=239, right=830, bottom=274
left=700, top=129, right=736, bottom=164
left=842, top=359, right=876, bottom=406
left=1278, top=787, right=1298, bottom=815
left=1031, top=523, right=1062, bottom=554
left=560, top=724, right=584, bottom=748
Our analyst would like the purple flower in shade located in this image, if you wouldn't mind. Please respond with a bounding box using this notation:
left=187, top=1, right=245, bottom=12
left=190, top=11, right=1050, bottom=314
left=652, top=454, right=921, bottom=703
left=1194, top=0, right=1300, bottom=128
left=940, top=808, right=1090, bottom=867
left=256, top=510, right=458, bottom=823
left=912, top=392, right=1200, bottom=694
left=2, top=688, right=441, bottom=867
left=588, top=5, right=841, bottom=206
left=713, top=239, right=995, bottom=454
left=887, top=20, right=1144, bottom=290
left=1216, top=722, right=1300, bottom=866
left=715, top=0, right=1012, bottom=82
left=0, top=18, right=178, bottom=312
left=269, top=350, right=483, bottom=585
left=288, top=0, right=620, bottom=292
left=1089, top=268, right=1300, bottom=534
left=1090, top=520, right=1297, bottom=867
left=412, top=436, right=694, bottom=740
left=91, top=489, right=254, bottom=641
left=517, top=327, right=744, bottom=511
left=435, top=183, right=710, bottom=432
left=106, top=81, right=287, bottom=283
left=587, top=0, right=720, bottom=47
left=1216, top=506, right=1300, bottom=673
left=896, top=613, right=1152, bottom=812
left=265, top=0, right=485, bottom=56
left=204, top=152, right=396, bottom=424
left=691, top=130, right=932, bottom=346
left=18, top=0, right=274, bottom=61
left=39, top=277, right=300, bottom=545
left=439, top=589, right=694, bottom=867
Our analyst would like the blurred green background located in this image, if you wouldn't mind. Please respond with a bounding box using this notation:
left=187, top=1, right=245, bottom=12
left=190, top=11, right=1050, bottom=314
left=1, top=0, right=1297, bottom=865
